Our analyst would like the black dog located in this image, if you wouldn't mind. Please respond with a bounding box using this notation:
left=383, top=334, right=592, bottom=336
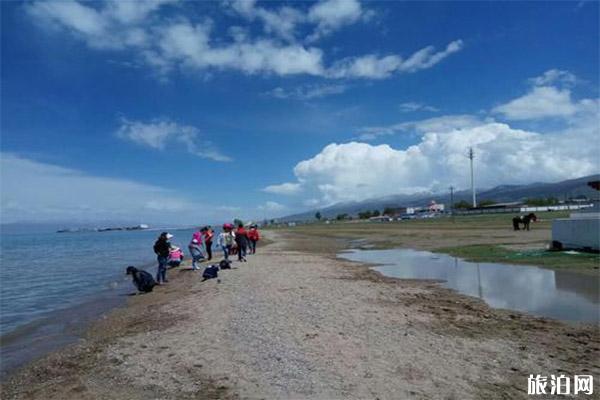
left=126, top=266, right=156, bottom=293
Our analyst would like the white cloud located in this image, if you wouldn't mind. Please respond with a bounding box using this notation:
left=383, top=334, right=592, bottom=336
left=227, top=0, right=304, bottom=43
left=398, top=102, right=439, bottom=113
left=281, top=69, right=591, bottom=204
left=152, top=21, right=326, bottom=76
left=262, top=182, right=303, bottom=195
left=28, top=1, right=107, bottom=37
left=268, top=101, right=599, bottom=204
left=116, top=118, right=231, bottom=162
left=258, top=201, right=287, bottom=212
left=492, top=69, right=588, bottom=120
left=0, top=153, right=198, bottom=223
left=227, top=0, right=368, bottom=43
left=357, top=114, right=483, bottom=140
left=327, top=40, right=464, bottom=79
left=528, top=69, right=577, bottom=87
left=265, top=84, right=347, bottom=100
left=27, top=1, right=462, bottom=80
left=26, top=0, right=175, bottom=50
left=307, top=0, right=364, bottom=41
left=493, top=86, right=580, bottom=120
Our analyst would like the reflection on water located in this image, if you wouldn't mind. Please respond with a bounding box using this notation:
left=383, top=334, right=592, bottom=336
left=339, top=248, right=599, bottom=322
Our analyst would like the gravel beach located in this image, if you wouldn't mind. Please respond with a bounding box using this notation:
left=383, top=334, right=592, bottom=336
left=2, top=231, right=599, bottom=399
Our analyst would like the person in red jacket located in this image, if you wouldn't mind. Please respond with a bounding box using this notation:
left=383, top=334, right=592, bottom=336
left=247, top=224, right=260, bottom=254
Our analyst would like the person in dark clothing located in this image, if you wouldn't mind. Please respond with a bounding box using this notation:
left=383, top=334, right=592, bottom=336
left=153, top=232, right=172, bottom=284
left=235, top=224, right=248, bottom=262
left=126, top=266, right=156, bottom=293
left=202, top=226, right=214, bottom=261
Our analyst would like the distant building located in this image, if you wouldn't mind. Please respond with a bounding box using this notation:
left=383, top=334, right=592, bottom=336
left=427, top=201, right=445, bottom=213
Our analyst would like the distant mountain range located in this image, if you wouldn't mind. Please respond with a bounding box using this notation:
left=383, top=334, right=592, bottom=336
left=279, top=174, right=600, bottom=222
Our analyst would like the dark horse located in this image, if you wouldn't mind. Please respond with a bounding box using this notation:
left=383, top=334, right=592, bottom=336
left=512, top=213, right=537, bottom=231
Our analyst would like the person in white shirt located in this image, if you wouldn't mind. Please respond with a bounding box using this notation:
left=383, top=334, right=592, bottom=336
left=218, top=223, right=236, bottom=261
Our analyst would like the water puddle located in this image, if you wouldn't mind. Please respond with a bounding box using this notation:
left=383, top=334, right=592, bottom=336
left=339, top=248, right=599, bottom=323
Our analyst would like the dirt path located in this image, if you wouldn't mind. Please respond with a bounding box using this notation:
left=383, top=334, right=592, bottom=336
left=2, top=233, right=599, bottom=399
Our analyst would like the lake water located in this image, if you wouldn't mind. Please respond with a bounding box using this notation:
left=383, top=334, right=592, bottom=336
left=0, top=227, right=198, bottom=378
left=339, top=248, right=599, bottom=323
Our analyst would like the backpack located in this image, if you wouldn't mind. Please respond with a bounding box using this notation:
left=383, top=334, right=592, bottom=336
left=202, top=265, right=219, bottom=280
left=219, top=259, right=232, bottom=270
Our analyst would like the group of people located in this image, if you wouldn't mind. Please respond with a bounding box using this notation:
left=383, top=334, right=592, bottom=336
left=151, top=223, right=261, bottom=285
left=218, top=223, right=261, bottom=263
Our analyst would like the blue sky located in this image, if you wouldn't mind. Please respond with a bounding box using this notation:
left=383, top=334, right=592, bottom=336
left=1, top=0, right=599, bottom=224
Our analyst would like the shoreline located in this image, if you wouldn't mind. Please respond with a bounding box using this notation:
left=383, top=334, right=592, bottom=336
left=2, top=232, right=599, bottom=399
left=0, top=280, right=131, bottom=380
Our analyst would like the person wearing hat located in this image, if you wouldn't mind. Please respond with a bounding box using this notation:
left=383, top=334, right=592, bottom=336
left=168, top=245, right=184, bottom=268
left=188, top=237, right=205, bottom=270
left=153, top=232, right=172, bottom=284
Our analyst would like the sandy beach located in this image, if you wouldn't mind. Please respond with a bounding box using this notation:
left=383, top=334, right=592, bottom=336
left=2, top=229, right=598, bottom=399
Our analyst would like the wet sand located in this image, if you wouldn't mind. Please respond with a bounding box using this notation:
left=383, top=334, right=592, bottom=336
left=2, top=232, right=599, bottom=399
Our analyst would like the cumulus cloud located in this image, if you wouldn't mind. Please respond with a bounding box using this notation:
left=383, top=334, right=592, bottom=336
left=265, top=84, right=347, bottom=100
left=116, top=118, right=231, bottom=162
left=262, top=182, right=303, bottom=195
left=0, top=153, right=198, bottom=223
left=492, top=86, right=580, bottom=120
left=492, top=69, right=590, bottom=120
left=292, top=124, right=597, bottom=203
left=267, top=93, right=599, bottom=204
left=275, top=69, right=590, bottom=203
left=27, top=1, right=462, bottom=80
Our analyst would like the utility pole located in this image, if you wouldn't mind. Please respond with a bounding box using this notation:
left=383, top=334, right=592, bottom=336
left=449, top=186, right=455, bottom=223
left=468, top=147, right=477, bottom=208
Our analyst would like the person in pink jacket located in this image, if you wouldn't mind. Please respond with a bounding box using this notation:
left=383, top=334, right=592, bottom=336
left=192, top=228, right=203, bottom=246
left=168, top=246, right=184, bottom=268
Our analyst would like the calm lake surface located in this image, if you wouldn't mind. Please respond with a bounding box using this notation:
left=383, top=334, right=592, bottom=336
left=339, top=248, right=599, bottom=323
left=0, top=227, right=197, bottom=378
